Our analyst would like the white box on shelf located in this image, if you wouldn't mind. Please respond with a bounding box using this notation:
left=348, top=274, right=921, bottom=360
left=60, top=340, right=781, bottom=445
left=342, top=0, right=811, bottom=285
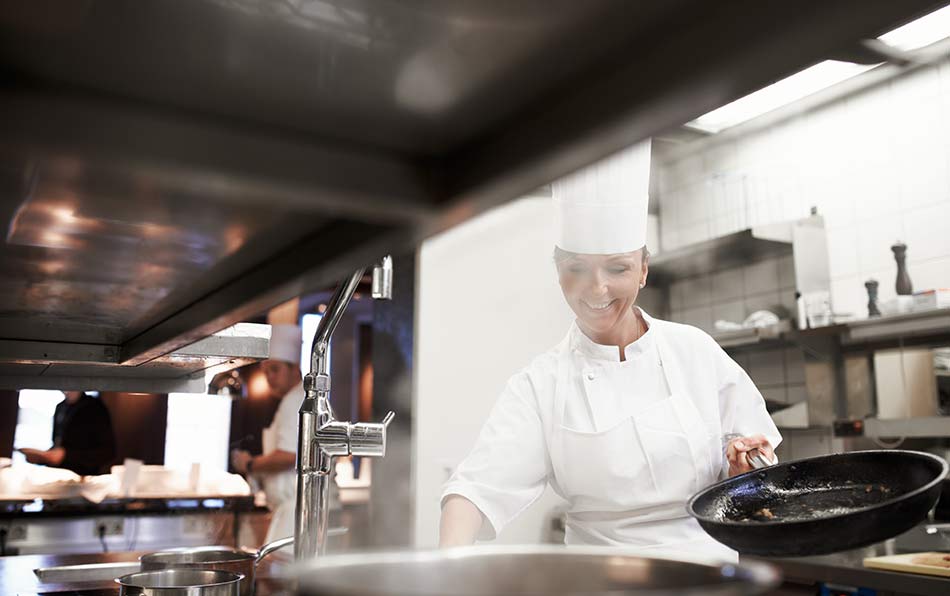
left=873, top=348, right=938, bottom=419
left=913, top=289, right=950, bottom=311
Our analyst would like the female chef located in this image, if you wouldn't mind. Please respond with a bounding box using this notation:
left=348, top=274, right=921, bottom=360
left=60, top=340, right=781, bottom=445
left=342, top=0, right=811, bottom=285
left=439, top=140, right=781, bottom=561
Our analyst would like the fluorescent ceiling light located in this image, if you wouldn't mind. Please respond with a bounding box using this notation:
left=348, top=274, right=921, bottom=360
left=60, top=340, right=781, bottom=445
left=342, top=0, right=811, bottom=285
left=879, top=4, right=950, bottom=51
left=687, top=60, right=874, bottom=133
left=687, top=4, right=950, bottom=134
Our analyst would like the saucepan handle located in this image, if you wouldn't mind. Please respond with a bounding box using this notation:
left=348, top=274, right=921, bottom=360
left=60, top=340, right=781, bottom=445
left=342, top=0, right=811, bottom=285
left=255, top=528, right=349, bottom=564
left=256, top=536, right=294, bottom=563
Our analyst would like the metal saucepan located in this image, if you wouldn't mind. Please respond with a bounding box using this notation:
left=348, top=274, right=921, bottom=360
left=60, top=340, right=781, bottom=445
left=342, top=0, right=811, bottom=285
left=688, top=450, right=948, bottom=557
left=294, top=545, right=781, bottom=596
left=32, top=529, right=346, bottom=589
left=117, top=569, right=243, bottom=596
left=140, top=535, right=294, bottom=595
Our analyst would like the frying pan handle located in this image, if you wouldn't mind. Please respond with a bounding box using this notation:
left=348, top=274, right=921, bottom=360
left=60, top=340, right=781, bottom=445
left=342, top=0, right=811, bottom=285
left=747, top=448, right=774, bottom=469
left=723, top=434, right=774, bottom=469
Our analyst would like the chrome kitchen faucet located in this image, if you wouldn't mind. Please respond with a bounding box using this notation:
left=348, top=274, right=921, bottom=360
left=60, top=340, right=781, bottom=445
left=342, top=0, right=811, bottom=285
left=294, top=256, right=395, bottom=560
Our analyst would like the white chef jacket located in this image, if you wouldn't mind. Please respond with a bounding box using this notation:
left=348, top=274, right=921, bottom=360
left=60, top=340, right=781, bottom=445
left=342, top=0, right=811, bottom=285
left=261, top=380, right=305, bottom=544
left=442, top=309, right=781, bottom=561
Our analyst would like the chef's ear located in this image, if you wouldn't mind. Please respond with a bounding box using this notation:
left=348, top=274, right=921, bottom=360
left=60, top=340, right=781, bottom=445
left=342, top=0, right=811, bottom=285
left=639, top=246, right=650, bottom=287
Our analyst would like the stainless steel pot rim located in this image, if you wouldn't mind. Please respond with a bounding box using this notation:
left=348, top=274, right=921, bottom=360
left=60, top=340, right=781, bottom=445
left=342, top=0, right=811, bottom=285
left=293, top=544, right=780, bottom=587
left=687, top=450, right=949, bottom=527
left=141, top=545, right=255, bottom=563
left=116, top=568, right=245, bottom=587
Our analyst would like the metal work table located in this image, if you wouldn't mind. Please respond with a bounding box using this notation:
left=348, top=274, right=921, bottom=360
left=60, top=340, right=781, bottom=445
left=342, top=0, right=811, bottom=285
left=755, top=551, right=948, bottom=596
left=752, top=526, right=950, bottom=596
left=6, top=538, right=949, bottom=595
left=0, top=494, right=256, bottom=519
left=0, top=551, right=292, bottom=595
left=0, top=495, right=260, bottom=558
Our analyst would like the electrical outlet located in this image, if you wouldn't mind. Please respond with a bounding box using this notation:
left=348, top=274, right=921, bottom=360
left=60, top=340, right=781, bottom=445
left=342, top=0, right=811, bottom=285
left=181, top=515, right=214, bottom=537
left=5, top=524, right=27, bottom=541
left=94, top=518, right=124, bottom=537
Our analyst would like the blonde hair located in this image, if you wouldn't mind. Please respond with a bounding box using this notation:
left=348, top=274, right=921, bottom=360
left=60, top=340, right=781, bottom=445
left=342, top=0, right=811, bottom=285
left=553, top=246, right=650, bottom=264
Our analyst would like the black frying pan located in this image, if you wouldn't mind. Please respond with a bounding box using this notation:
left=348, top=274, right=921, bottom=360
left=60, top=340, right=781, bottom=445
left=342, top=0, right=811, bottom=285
left=687, top=450, right=948, bottom=557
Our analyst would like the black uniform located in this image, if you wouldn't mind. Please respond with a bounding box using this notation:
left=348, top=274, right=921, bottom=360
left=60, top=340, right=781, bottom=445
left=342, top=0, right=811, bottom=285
left=52, top=393, right=117, bottom=476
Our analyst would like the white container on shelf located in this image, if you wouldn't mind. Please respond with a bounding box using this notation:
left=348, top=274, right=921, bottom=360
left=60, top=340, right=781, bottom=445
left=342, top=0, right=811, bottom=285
left=873, top=347, right=939, bottom=419
left=913, top=289, right=950, bottom=311
left=880, top=295, right=915, bottom=316
left=802, top=290, right=833, bottom=327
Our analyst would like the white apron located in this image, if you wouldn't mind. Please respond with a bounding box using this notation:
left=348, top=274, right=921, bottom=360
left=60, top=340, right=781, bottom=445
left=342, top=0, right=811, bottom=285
left=261, top=424, right=296, bottom=545
left=548, top=327, right=737, bottom=562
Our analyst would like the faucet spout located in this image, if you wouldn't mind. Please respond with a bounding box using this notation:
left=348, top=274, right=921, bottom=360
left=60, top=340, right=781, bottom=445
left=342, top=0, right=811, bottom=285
left=371, top=255, right=393, bottom=300
left=309, top=269, right=364, bottom=378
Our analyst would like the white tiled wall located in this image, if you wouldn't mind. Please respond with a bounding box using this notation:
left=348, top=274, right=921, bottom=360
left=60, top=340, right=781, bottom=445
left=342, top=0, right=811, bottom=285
left=668, top=253, right=797, bottom=332
left=657, top=57, right=950, bottom=319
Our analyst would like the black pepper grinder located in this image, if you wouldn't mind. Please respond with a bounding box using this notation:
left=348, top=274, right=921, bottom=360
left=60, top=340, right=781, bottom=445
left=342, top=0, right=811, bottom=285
left=891, top=241, right=913, bottom=296
left=864, top=279, right=881, bottom=317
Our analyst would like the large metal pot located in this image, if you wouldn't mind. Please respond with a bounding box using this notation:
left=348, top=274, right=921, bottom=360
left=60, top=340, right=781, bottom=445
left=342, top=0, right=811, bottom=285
left=140, top=536, right=292, bottom=595
left=116, top=569, right=243, bottom=596
left=294, top=545, right=781, bottom=596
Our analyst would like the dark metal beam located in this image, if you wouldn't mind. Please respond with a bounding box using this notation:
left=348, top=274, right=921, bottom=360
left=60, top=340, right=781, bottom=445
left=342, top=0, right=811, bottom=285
left=0, top=92, right=438, bottom=225
left=0, top=339, right=118, bottom=365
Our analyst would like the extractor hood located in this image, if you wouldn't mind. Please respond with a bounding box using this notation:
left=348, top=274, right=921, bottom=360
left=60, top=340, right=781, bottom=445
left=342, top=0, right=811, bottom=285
left=0, top=0, right=945, bottom=391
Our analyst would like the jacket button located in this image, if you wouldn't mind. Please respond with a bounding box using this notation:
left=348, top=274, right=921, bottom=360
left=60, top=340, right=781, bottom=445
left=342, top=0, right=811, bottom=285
left=586, top=373, right=595, bottom=381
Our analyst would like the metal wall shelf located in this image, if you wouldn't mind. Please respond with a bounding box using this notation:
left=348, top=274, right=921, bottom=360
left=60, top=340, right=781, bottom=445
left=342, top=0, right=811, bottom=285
left=842, top=308, right=950, bottom=346
left=649, top=229, right=791, bottom=284
left=770, top=401, right=811, bottom=429
left=712, top=320, right=794, bottom=349
left=863, top=416, right=950, bottom=439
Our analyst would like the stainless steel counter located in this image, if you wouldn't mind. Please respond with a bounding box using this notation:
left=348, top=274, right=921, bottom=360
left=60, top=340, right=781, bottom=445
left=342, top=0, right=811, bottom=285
left=0, top=496, right=258, bottom=556
left=2, top=551, right=293, bottom=595
left=750, top=526, right=950, bottom=596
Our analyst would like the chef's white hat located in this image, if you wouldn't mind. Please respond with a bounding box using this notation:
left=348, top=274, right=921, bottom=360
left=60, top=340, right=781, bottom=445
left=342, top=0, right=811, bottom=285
left=268, top=324, right=303, bottom=366
left=553, top=139, right=651, bottom=254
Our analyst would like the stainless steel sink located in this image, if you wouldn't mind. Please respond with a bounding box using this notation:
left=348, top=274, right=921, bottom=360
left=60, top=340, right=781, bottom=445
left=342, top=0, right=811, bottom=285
left=295, top=545, right=781, bottom=596
left=34, top=561, right=141, bottom=583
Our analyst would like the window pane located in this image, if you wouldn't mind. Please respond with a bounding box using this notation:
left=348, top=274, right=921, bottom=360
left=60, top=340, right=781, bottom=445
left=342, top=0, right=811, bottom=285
left=13, top=390, right=65, bottom=464
left=164, top=393, right=232, bottom=472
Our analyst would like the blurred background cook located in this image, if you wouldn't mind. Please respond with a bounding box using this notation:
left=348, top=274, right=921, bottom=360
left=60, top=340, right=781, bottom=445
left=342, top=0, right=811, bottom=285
left=20, top=391, right=116, bottom=476
left=231, top=324, right=304, bottom=544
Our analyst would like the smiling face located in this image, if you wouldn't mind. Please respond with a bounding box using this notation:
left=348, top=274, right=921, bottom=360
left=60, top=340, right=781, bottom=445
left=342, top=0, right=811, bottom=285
left=556, top=248, right=649, bottom=346
left=261, top=359, right=302, bottom=398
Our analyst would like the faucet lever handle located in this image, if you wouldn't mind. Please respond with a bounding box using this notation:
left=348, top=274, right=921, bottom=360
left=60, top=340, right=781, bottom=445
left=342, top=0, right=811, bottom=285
left=348, top=413, right=393, bottom=457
